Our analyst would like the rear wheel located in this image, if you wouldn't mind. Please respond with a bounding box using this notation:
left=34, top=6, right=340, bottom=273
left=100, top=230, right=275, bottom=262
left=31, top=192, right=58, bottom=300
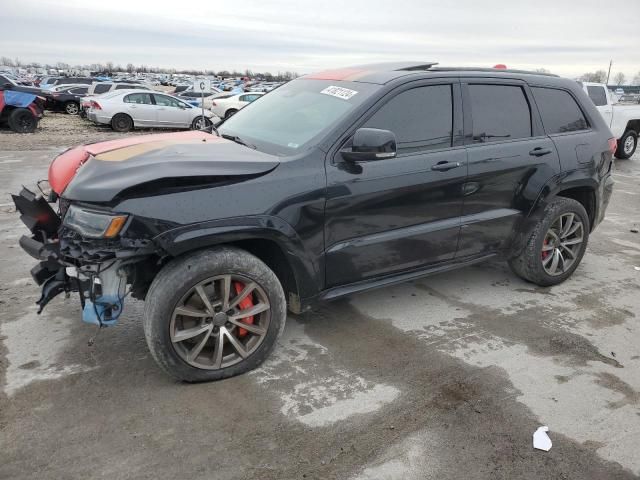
left=143, top=247, right=287, bottom=382
left=225, top=108, right=238, bottom=119
left=64, top=101, right=79, bottom=115
left=615, top=130, right=637, bottom=159
left=509, top=197, right=589, bottom=286
left=7, top=108, right=38, bottom=133
left=191, top=116, right=212, bottom=130
left=111, top=113, right=133, bottom=132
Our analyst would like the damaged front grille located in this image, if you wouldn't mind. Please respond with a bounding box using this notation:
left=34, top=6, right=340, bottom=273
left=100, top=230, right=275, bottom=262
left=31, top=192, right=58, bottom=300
left=59, top=227, right=153, bottom=263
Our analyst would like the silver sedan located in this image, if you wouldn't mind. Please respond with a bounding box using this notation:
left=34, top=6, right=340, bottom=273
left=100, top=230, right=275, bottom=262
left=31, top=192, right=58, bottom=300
left=85, top=90, right=215, bottom=132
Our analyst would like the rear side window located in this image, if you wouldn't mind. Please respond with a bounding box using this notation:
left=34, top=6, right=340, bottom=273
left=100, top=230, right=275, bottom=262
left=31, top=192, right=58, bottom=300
left=363, top=85, right=453, bottom=153
left=123, top=93, right=153, bottom=105
left=586, top=85, right=608, bottom=106
left=468, top=84, right=531, bottom=143
left=532, top=87, right=589, bottom=134
left=94, top=84, right=111, bottom=94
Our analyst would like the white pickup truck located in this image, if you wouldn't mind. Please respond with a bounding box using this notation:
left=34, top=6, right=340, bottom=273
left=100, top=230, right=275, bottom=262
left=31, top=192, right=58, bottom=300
left=580, top=82, right=640, bottom=159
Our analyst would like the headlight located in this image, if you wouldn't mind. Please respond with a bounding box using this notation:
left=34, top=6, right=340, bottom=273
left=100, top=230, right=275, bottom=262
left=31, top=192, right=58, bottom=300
left=64, top=205, right=128, bottom=239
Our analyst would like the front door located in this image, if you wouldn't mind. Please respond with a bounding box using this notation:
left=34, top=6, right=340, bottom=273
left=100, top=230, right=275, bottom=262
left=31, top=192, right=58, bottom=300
left=324, top=82, right=467, bottom=287
left=456, top=81, right=561, bottom=258
left=152, top=94, right=192, bottom=127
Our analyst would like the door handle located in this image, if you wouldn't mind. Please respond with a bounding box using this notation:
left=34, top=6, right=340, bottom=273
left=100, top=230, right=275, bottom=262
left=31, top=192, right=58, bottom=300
left=431, top=161, right=462, bottom=172
left=529, top=147, right=552, bottom=157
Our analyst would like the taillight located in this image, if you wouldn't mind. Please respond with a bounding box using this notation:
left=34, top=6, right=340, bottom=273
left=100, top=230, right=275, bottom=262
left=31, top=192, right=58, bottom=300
left=90, top=101, right=102, bottom=110
left=608, top=138, right=617, bottom=154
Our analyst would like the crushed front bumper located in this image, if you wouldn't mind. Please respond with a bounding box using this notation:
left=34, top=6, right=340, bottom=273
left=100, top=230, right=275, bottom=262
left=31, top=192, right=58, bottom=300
left=12, top=187, right=131, bottom=325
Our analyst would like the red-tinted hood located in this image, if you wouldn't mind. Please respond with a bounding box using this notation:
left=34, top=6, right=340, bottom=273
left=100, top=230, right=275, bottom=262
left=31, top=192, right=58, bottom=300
left=48, top=131, right=216, bottom=195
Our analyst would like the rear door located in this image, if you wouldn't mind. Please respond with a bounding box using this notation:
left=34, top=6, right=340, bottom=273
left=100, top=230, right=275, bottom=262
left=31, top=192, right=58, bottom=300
left=324, top=80, right=467, bottom=287
left=122, top=92, right=156, bottom=126
left=457, top=80, right=560, bottom=258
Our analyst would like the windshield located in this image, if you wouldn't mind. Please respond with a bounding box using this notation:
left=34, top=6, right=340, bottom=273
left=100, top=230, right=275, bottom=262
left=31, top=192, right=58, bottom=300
left=218, top=78, right=381, bottom=156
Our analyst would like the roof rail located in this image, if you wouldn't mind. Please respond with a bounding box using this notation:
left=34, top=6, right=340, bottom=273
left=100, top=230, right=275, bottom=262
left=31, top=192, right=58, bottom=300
left=429, top=67, right=559, bottom=77
left=395, top=62, right=439, bottom=71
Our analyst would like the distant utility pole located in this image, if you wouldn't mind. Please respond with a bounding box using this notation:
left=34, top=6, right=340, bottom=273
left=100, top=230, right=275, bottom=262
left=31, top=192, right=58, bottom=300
left=606, top=60, right=613, bottom=85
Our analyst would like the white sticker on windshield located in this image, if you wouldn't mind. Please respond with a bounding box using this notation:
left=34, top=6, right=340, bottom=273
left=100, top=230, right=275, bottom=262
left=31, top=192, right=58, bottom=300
left=320, top=86, right=358, bottom=100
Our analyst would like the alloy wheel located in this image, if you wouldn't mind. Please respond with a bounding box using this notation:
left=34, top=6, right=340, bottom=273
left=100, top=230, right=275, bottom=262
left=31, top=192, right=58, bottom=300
left=170, top=274, right=270, bottom=370
left=624, top=135, right=635, bottom=155
left=541, top=213, right=584, bottom=276
left=66, top=103, right=79, bottom=115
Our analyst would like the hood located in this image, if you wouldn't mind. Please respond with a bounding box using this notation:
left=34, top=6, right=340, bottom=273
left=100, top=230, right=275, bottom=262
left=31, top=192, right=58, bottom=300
left=57, top=131, right=280, bottom=203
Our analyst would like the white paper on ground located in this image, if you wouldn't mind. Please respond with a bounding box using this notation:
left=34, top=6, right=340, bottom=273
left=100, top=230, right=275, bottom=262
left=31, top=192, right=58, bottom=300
left=533, top=426, right=552, bottom=451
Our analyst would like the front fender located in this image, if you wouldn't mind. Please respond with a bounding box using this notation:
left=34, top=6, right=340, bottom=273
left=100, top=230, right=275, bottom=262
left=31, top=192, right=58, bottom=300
left=154, top=215, right=320, bottom=300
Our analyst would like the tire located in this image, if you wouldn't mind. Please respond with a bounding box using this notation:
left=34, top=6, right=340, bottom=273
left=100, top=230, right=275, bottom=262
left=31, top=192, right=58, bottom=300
left=111, top=113, right=133, bottom=132
left=225, top=108, right=238, bottom=119
left=64, top=101, right=79, bottom=115
left=7, top=108, right=38, bottom=133
left=191, top=116, right=212, bottom=130
left=615, top=130, right=637, bottom=159
left=143, top=247, right=287, bottom=382
left=508, top=197, right=590, bottom=287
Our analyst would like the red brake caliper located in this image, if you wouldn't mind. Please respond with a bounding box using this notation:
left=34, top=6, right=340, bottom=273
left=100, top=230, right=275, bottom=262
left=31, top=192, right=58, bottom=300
left=233, top=282, right=254, bottom=337
left=542, top=238, right=550, bottom=260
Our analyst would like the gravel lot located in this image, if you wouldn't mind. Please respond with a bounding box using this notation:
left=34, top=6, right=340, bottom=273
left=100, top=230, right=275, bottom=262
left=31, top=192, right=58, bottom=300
left=0, top=112, right=182, bottom=150
left=0, top=123, right=639, bottom=479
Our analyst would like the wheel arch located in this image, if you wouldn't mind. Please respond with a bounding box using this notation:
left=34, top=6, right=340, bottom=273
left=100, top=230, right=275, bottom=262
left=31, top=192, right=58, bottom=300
left=154, top=216, right=321, bottom=312
left=624, top=119, right=640, bottom=136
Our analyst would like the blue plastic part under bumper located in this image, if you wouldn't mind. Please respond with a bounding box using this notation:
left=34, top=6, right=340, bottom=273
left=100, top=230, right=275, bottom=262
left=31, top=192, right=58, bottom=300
left=82, top=295, right=124, bottom=326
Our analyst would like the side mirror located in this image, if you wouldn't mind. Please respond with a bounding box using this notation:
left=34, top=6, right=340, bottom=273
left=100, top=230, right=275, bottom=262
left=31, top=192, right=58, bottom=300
left=341, top=128, right=397, bottom=162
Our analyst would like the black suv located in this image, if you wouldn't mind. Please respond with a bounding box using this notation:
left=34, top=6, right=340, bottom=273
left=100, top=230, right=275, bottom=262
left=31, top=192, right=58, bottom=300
left=13, top=62, right=615, bottom=382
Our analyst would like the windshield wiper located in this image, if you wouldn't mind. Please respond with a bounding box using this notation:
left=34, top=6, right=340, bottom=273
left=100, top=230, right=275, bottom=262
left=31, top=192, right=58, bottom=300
left=221, top=134, right=256, bottom=150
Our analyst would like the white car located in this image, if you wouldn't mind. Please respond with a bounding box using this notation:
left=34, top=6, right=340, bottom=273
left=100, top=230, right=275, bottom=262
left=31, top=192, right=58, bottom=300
left=79, top=82, right=147, bottom=113
left=581, top=81, right=640, bottom=159
left=85, top=90, right=214, bottom=132
left=210, top=92, right=264, bottom=119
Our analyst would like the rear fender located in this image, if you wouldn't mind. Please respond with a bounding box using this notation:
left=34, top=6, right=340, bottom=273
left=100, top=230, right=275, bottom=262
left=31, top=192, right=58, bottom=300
left=509, top=172, right=601, bottom=258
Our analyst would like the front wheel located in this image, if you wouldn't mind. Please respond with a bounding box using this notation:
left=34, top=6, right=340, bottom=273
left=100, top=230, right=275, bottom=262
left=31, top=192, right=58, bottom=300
left=615, top=130, right=637, bottom=159
left=508, top=197, right=589, bottom=286
left=143, top=247, right=287, bottom=382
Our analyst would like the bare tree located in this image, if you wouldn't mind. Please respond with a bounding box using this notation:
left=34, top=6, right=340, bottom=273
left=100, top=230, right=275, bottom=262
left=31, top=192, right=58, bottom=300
left=0, top=56, right=14, bottom=66
left=580, top=70, right=607, bottom=83
left=535, top=67, right=550, bottom=74
left=633, top=71, right=640, bottom=85
left=613, top=72, right=626, bottom=85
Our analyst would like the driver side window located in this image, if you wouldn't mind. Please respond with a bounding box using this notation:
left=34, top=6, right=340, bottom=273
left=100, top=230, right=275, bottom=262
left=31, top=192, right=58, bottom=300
left=363, top=85, right=453, bottom=154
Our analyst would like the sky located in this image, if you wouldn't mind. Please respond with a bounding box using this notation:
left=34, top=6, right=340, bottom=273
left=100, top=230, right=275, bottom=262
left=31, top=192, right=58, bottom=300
left=1, top=0, right=639, bottom=81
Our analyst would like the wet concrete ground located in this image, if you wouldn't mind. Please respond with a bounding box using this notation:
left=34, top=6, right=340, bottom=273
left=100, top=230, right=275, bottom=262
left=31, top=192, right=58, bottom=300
left=0, top=146, right=639, bottom=479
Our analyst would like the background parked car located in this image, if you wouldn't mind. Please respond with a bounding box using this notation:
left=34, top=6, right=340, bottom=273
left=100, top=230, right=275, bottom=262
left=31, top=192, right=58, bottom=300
left=43, top=85, right=89, bottom=114
left=41, top=77, right=96, bottom=90
left=86, top=90, right=214, bottom=132
left=79, top=82, right=148, bottom=115
left=210, top=92, right=264, bottom=118
left=176, top=88, right=226, bottom=108
left=0, top=86, right=44, bottom=133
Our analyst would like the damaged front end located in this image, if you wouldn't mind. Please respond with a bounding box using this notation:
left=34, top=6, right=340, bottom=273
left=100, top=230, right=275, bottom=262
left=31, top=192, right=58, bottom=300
left=12, top=187, right=156, bottom=326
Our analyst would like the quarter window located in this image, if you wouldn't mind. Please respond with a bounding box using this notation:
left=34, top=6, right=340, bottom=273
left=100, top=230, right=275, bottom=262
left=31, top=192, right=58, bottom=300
left=123, top=93, right=153, bottom=105
left=532, top=87, right=589, bottom=134
left=468, top=84, right=532, bottom=143
left=363, top=85, right=453, bottom=153
left=586, top=85, right=608, bottom=107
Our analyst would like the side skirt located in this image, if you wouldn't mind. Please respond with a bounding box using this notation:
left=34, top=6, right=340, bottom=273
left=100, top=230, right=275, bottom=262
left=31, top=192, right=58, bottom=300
left=317, top=252, right=497, bottom=303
